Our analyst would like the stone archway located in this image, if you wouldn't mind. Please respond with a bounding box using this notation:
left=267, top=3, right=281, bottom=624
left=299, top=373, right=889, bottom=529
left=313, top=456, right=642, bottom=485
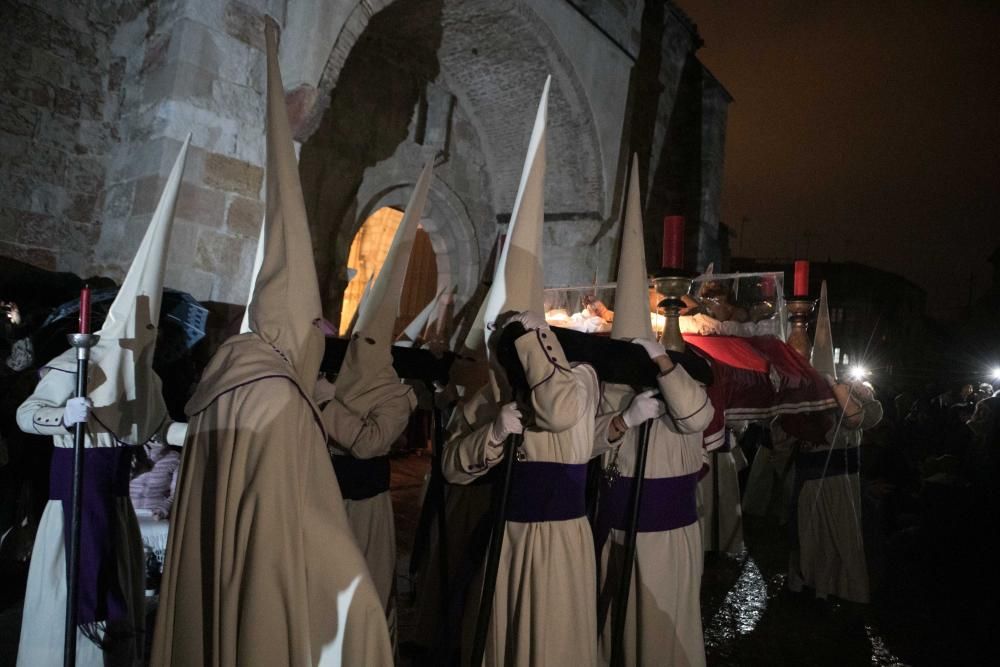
left=296, top=0, right=608, bottom=319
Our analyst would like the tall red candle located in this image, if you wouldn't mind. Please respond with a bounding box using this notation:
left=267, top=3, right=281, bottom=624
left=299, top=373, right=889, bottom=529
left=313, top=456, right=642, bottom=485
left=793, top=260, right=809, bottom=296
left=78, top=286, right=91, bottom=334
left=662, top=216, right=684, bottom=270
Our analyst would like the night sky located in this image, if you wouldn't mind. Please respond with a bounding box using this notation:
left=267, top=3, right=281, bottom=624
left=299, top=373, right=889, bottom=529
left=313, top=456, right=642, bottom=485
left=681, top=0, right=1000, bottom=318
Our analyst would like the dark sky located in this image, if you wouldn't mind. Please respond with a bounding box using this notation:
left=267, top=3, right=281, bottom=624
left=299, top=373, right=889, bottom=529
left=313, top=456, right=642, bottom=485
left=681, top=0, right=1000, bottom=318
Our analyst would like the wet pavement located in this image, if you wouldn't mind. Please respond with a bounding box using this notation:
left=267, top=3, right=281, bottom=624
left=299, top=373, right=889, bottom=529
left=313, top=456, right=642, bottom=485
left=393, top=454, right=992, bottom=666
left=1, top=452, right=991, bottom=666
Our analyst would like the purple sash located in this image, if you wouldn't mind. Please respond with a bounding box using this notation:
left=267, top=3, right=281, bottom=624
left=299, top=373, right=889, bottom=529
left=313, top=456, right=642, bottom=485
left=595, top=472, right=700, bottom=554
left=504, top=461, right=588, bottom=523
left=49, top=446, right=132, bottom=629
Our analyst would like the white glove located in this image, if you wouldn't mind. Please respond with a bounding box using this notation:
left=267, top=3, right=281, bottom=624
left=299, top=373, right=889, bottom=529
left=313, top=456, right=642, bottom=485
left=507, top=310, right=549, bottom=332
left=63, top=397, right=92, bottom=427
left=633, top=337, right=667, bottom=361
left=489, top=402, right=524, bottom=444
left=166, top=422, right=188, bottom=447
left=621, top=389, right=665, bottom=428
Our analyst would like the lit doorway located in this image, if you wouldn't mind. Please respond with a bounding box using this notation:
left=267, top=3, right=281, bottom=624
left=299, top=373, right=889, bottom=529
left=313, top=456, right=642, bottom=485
left=339, top=206, right=439, bottom=335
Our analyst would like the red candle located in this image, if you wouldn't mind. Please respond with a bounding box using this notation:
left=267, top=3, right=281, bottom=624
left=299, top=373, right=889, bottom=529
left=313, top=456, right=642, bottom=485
left=662, top=216, right=684, bottom=270
left=793, top=260, right=809, bottom=296
left=78, top=286, right=91, bottom=334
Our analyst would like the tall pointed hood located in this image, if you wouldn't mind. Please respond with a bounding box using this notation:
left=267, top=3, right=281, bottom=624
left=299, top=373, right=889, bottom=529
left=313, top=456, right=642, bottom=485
left=451, top=232, right=502, bottom=353
left=246, top=18, right=325, bottom=383
left=426, top=285, right=458, bottom=345
left=334, top=162, right=433, bottom=410
left=353, top=160, right=434, bottom=343
left=345, top=274, right=374, bottom=337
left=482, top=76, right=549, bottom=336
left=611, top=154, right=654, bottom=341
left=48, top=135, right=190, bottom=443
left=395, top=285, right=448, bottom=347
left=239, top=216, right=266, bottom=334
left=810, top=280, right=836, bottom=380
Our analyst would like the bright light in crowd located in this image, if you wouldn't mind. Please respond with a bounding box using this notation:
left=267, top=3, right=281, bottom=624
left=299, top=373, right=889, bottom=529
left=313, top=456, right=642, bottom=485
left=992, top=367, right=1000, bottom=380
left=848, top=366, right=869, bottom=381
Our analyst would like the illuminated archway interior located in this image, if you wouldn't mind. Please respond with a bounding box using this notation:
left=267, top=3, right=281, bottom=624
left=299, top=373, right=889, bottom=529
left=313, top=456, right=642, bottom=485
left=339, top=206, right=439, bottom=335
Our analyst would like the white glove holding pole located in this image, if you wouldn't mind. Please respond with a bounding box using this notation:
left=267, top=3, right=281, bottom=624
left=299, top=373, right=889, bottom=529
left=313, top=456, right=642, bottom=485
left=507, top=310, right=549, bottom=332
left=63, top=397, right=92, bottom=427
left=489, top=401, right=524, bottom=444
left=633, top=337, right=667, bottom=360
left=621, top=389, right=665, bottom=428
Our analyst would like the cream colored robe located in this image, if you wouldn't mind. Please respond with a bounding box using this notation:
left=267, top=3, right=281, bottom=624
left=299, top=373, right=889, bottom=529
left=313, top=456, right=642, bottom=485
left=321, top=382, right=416, bottom=645
left=698, top=444, right=745, bottom=554
left=596, top=365, right=714, bottom=667
left=442, top=328, right=607, bottom=667
left=742, top=418, right=797, bottom=522
left=791, top=426, right=870, bottom=603
left=151, top=335, right=392, bottom=666
left=15, top=366, right=145, bottom=667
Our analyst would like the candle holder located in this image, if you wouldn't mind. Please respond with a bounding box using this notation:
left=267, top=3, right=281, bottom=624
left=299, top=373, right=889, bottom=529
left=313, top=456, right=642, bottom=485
left=785, top=296, right=815, bottom=359
left=654, top=269, right=693, bottom=352
left=67, top=333, right=100, bottom=363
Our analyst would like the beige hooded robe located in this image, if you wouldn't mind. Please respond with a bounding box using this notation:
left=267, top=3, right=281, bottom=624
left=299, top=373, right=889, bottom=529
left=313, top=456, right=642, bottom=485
left=595, top=156, right=714, bottom=667
left=15, top=136, right=189, bottom=667
left=789, top=281, right=883, bottom=603
left=150, top=19, right=391, bottom=667
left=412, top=246, right=500, bottom=656
left=318, top=162, right=430, bottom=643
left=440, top=75, right=610, bottom=666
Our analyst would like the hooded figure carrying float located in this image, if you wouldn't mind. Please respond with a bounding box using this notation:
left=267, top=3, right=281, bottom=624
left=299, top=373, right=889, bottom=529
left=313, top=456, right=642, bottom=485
left=593, top=156, right=714, bottom=667
left=313, top=163, right=433, bottom=647
left=411, top=237, right=501, bottom=660
left=150, top=20, right=391, bottom=667
left=785, top=281, right=883, bottom=603
left=440, top=77, right=645, bottom=666
left=15, top=136, right=191, bottom=666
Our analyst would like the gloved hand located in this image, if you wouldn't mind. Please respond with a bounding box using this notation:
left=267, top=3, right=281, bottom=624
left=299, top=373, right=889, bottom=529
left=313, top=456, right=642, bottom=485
left=489, top=401, right=524, bottom=444
left=507, top=310, right=549, bottom=332
left=166, top=422, right=188, bottom=447
left=633, top=337, right=667, bottom=361
left=621, top=389, right=665, bottom=428
left=63, top=397, right=92, bottom=427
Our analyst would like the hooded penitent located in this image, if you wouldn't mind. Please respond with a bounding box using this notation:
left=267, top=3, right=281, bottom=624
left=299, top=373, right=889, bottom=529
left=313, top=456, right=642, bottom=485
left=244, top=23, right=326, bottom=386
left=611, top=154, right=654, bottom=342
left=482, top=75, right=549, bottom=337
left=810, top=280, right=882, bottom=429
left=46, top=134, right=191, bottom=445
left=152, top=19, right=392, bottom=666
left=336, top=161, right=434, bottom=411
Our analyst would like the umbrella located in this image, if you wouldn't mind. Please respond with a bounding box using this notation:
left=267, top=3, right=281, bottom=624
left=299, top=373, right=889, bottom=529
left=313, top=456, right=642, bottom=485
left=36, top=287, right=208, bottom=366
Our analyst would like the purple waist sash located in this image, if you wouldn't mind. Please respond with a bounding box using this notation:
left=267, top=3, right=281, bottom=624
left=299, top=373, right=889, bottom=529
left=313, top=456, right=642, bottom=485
left=49, top=446, right=132, bottom=628
left=595, top=472, right=700, bottom=554
left=504, top=461, right=588, bottom=523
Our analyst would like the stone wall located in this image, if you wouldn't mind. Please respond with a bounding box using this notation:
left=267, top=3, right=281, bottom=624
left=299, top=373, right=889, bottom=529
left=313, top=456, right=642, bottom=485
left=0, top=0, right=128, bottom=274
left=1, top=0, right=730, bottom=315
left=91, top=0, right=284, bottom=305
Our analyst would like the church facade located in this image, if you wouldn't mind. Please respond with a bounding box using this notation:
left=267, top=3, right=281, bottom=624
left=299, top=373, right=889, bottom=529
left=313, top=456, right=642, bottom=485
left=1, top=0, right=729, bottom=315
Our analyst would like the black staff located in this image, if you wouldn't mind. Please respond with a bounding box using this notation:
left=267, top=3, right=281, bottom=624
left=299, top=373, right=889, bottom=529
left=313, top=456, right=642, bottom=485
left=609, top=418, right=653, bottom=667
left=470, top=431, right=520, bottom=667
left=432, top=406, right=450, bottom=607
left=64, top=329, right=98, bottom=667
